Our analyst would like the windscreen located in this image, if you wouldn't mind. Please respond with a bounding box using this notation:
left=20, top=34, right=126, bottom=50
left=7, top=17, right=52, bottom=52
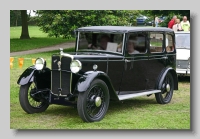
left=77, top=32, right=124, bottom=53
left=175, top=33, right=190, bottom=49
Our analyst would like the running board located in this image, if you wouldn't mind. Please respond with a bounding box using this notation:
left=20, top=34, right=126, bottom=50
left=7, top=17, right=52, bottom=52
left=118, top=90, right=161, bottom=101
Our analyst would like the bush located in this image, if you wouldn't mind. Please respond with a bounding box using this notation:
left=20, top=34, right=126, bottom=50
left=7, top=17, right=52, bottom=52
left=28, top=16, right=38, bottom=26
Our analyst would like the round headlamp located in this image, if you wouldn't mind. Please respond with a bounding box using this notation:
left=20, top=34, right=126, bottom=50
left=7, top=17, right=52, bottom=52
left=70, top=60, right=82, bottom=73
left=35, top=58, right=46, bottom=70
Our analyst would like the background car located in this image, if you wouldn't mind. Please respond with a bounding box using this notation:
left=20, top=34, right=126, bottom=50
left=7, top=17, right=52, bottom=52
left=175, top=31, right=190, bottom=76
left=136, top=15, right=148, bottom=26
left=159, top=16, right=166, bottom=23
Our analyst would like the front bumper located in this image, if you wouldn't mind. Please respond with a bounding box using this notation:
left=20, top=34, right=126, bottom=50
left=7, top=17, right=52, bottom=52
left=176, top=68, right=190, bottom=76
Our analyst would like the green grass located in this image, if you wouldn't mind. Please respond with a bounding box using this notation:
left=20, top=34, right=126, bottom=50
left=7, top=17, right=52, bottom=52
left=10, top=26, right=75, bottom=52
left=10, top=51, right=190, bottom=129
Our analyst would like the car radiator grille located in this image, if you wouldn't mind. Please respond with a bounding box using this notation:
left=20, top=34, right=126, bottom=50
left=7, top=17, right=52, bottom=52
left=176, top=60, right=189, bottom=69
left=51, top=55, right=72, bottom=96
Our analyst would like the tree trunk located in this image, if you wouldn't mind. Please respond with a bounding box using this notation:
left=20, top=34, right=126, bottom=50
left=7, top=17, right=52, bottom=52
left=20, top=10, right=30, bottom=39
left=15, top=19, right=18, bottom=26
left=153, top=15, right=155, bottom=27
left=14, top=11, right=18, bottom=26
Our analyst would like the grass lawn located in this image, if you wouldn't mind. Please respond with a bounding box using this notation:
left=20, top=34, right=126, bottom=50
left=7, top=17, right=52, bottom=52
left=10, top=26, right=75, bottom=52
left=10, top=50, right=190, bottom=129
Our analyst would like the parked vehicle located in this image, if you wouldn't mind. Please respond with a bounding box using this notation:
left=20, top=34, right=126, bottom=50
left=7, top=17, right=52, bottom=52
left=159, top=16, right=166, bottom=23
left=144, top=18, right=154, bottom=26
left=145, top=16, right=166, bottom=26
left=17, top=26, right=178, bottom=122
left=136, top=15, right=148, bottom=26
left=175, top=31, right=190, bottom=76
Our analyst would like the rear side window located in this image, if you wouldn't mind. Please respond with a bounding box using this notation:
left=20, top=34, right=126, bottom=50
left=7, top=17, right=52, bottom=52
left=166, top=34, right=174, bottom=52
left=126, top=32, right=147, bottom=55
left=150, top=33, right=163, bottom=53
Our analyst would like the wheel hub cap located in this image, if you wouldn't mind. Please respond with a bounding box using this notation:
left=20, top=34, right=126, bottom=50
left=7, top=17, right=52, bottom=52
left=95, top=97, right=102, bottom=107
left=166, top=84, right=170, bottom=92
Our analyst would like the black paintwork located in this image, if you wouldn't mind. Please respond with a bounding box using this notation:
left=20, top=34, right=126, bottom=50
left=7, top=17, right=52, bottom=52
left=51, top=55, right=72, bottom=96
left=50, top=93, right=76, bottom=106
left=17, top=66, right=51, bottom=89
left=17, top=26, right=178, bottom=106
left=34, top=68, right=51, bottom=89
left=156, top=67, right=178, bottom=90
left=74, top=70, right=118, bottom=100
left=17, top=66, right=36, bottom=85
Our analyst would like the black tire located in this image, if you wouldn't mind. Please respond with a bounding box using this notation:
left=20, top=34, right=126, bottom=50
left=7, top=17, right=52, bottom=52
left=19, top=82, right=49, bottom=114
left=155, top=72, right=174, bottom=104
left=77, top=79, right=110, bottom=122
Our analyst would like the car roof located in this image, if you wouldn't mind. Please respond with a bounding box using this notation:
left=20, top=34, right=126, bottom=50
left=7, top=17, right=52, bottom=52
left=76, top=26, right=174, bottom=33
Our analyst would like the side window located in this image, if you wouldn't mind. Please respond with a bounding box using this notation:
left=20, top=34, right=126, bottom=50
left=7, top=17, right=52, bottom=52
left=150, top=33, right=163, bottom=53
left=126, top=32, right=146, bottom=55
left=166, top=34, right=174, bottom=52
left=78, top=32, right=89, bottom=49
left=113, top=34, right=124, bottom=53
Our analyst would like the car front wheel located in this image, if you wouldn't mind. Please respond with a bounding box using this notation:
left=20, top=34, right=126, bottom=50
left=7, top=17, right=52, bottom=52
left=77, top=79, right=110, bottom=122
left=19, top=82, right=49, bottom=114
left=155, top=72, right=174, bottom=104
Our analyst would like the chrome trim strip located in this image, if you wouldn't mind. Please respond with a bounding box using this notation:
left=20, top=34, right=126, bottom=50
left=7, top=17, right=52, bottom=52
left=50, top=91, right=68, bottom=97
left=78, top=58, right=149, bottom=62
left=59, top=55, right=62, bottom=96
left=60, top=52, right=74, bottom=59
left=60, top=48, right=74, bottom=96
left=76, top=31, right=80, bottom=52
left=122, top=33, right=125, bottom=54
left=118, top=90, right=161, bottom=100
left=51, top=62, right=53, bottom=95
left=69, top=71, right=73, bottom=95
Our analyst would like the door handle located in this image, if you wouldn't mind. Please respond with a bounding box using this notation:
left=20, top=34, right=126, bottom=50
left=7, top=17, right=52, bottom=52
left=162, top=57, right=168, bottom=59
left=125, top=59, right=131, bottom=62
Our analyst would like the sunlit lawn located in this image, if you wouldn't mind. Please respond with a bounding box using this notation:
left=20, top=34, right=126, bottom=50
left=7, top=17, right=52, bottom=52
left=10, top=26, right=75, bottom=52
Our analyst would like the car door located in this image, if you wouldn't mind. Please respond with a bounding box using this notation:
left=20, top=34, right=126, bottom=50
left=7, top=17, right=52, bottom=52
left=119, top=32, right=148, bottom=94
left=146, top=32, right=166, bottom=90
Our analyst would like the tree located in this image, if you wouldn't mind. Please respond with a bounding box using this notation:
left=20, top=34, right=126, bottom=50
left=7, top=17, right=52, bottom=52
left=10, top=10, right=21, bottom=26
left=20, top=10, right=30, bottom=39
left=36, top=10, right=142, bottom=38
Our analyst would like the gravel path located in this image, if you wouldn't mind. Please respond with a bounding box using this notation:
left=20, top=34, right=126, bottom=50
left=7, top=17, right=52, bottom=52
left=10, top=41, right=75, bottom=57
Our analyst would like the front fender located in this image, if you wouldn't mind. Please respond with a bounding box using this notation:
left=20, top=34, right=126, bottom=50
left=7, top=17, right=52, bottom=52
left=17, top=66, right=36, bottom=85
left=75, top=71, right=119, bottom=101
left=76, top=71, right=106, bottom=92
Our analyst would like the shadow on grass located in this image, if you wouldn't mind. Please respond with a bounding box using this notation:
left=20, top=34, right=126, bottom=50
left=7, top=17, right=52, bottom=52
left=107, top=97, right=157, bottom=113
left=44, top=104, right=78, bottom=116
left=178, top=76, right=190, bottom=83
left=43, top=97, right=157, bottom=120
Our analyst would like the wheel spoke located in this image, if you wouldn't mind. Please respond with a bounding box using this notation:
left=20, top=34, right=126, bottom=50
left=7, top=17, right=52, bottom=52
left=27, top=82, right=45, bottom=109
left=86, top=85, right=106, bottom=118
left=162, top=74, right=171, bottom=100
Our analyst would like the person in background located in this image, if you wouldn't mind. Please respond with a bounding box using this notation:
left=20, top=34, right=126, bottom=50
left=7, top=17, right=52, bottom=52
left=172, top=19, right=183, bottom=32
left=168, top=15, right=177, bottom=29
left=127, top=40, right=139, bottom=54
left=155, top=16, right=159, bottom=27
left=99, top=35, right=110, bottom=50
left=181, top=16, right=190, bottom=31
left=88, top=35, right=110, bottom=50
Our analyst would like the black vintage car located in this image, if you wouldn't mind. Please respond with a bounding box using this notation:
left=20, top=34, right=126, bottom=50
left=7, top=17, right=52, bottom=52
left=17, top=26, right=178, bottom=122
